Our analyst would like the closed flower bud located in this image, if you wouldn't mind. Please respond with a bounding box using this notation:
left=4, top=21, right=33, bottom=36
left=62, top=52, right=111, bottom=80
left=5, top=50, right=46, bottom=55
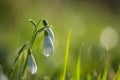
left=27, top=54, right=37, bottom=74
left=44, top=30, right=54, bottom=57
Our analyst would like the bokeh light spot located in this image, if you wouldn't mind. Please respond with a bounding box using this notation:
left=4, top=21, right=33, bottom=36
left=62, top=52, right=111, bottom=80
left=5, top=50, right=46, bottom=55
left=100, top=26, right=119, bottom=49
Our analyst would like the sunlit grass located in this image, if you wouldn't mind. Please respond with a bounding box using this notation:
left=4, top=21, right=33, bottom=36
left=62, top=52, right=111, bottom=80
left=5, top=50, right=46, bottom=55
left=87, top=73, right=91, bottom=80
left=5, top=28, right=120, bottom=80
left=76, top=52, right=81, bottom=80
left=101, top=64, right=109, bottom=80
left=115, top=65, right=120, bottom=80
left=62, top=30, right=71, bottom=80
left=1, top=29, right=120, bottom=80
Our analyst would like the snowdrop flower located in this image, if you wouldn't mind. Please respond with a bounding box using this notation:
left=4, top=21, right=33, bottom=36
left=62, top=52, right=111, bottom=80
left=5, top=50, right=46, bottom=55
left=27, top=52, right=37, bottom=74
left=44, top=30, right=54, bottom=57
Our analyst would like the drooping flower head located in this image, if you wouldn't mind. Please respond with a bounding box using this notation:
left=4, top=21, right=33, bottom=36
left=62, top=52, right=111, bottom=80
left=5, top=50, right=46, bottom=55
left=43, top=19, right=54, bottom=57
left=44, top=30, right=54, bottom=57
left=27, top=49, right=37, bottom=74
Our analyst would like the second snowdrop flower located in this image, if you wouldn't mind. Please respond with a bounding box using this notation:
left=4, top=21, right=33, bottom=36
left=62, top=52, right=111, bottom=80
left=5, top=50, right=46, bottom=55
left=27, top=49, right=37, bottom=74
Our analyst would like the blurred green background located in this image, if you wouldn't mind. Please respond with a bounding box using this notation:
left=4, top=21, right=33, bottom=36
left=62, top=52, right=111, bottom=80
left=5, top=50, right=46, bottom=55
left=0, top=0, right=120, bottom=80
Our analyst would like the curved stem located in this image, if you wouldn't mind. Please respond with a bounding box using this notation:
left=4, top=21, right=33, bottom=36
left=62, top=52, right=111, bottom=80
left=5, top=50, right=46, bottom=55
left=37, top=26, right=49, bottom=33
left=30, top=26, right=49, bottom=49
left=36, top=19, right=42, bottom=27
left=29, top=30, right=37, bottom=49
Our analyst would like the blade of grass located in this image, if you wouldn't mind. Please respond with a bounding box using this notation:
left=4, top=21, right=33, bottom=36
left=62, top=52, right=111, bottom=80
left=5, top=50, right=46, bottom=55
left=101, top=64, right=109, bottom=80
left=114, top=65, right=120, bottom=80
left=87, top=73, right=91, bottom=80
left=76, top=53, right=81, bottom=80
left=62, top=30, right=71, bottom=80
left=97, top=74, right=101, bottom=80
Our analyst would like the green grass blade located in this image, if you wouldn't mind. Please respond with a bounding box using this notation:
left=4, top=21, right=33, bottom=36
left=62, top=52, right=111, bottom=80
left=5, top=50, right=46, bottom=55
left=115, top=65, right=120, bottom=80
left=102, top=64, right=109, bottom=80
left=87, top=73, right=91, bottom=80
left=76, top=53, right=81, bottom=80
left=62, top=30, right=71, bottom=80
left=97, top=74, right=101, bottom=80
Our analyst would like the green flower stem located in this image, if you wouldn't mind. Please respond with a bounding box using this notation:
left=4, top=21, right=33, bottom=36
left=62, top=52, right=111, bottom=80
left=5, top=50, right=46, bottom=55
left=14, top=43, right=28, bottom=65
left=29, top=30, right=37, bottom=49
left=9, top=43, right=27, bottom=79
left=21, top=29, right=37, bottom=77
left=36, top=19, right=42, bottom=27
left=37, top=26, right=49, bottom=33
left=22, top=49, right=29, bottom=76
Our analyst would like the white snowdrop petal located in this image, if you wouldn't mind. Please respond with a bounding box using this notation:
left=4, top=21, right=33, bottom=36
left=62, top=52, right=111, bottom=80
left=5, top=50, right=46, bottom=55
left=44, top=35, right=54, bottom=57
left=27, top=54, right=37, bottom=74
left=46, top=27, right=54, bottom=43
